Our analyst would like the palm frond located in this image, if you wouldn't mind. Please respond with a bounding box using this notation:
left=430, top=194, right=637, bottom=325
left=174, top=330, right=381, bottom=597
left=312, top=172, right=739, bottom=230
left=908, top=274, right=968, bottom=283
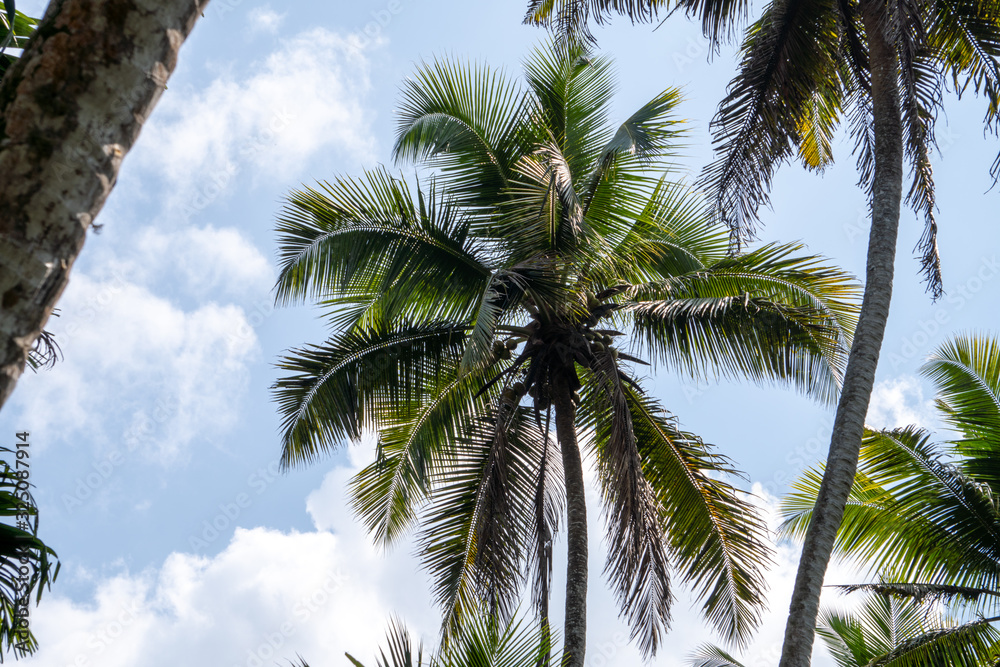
left=833, top=581, right=1000, bottom=606
left=922, top=334, right=1000, bottom=490
left=687, top=643, right=748, bottom=667
left=350, top=373, right=498, bottom=548
left=629, top=244, right=860, bottom=405
left=418, top=404, right=548, bottom=637
left=585, top=381, right=773, bottom=646
left=583, top=353, right=673, bottom=657
left=870, top=615, right=1000, bottom=667
left=272, top=322, right=469, bottom=468
left=274, top=170, right=491, bottom=327
left=522, top=41, right=616, bottom=181
left=393, top=57, right=530, bottom=212
left=699, top=0, right=844, bottom=248
left=780, top=426, right=1000, bottom=589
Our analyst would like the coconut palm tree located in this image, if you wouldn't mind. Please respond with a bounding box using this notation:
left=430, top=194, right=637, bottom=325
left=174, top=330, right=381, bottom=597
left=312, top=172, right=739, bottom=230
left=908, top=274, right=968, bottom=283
left=527, top=2, right=1000, bottom=665
left=272, top=41, right=860, bottom=667
left=689, top=587, right=1000, bottom=667
left=782, top=333, right=1000, bottom=664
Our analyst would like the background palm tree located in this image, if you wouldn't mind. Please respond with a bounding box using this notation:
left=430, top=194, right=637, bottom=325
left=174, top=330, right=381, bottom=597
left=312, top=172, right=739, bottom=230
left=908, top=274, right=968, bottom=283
left=526, top=2, right=1000, bottom=665
left=272, top=41, right=859, bottom=667
left=783, top=333, right=1000, bottom=664
left=688, top=587, right=1000, bottom=667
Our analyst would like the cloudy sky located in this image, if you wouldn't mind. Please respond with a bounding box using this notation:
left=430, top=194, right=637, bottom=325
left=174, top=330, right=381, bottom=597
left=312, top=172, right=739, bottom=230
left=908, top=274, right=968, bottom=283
left=2, top=1, right=999, bottom=665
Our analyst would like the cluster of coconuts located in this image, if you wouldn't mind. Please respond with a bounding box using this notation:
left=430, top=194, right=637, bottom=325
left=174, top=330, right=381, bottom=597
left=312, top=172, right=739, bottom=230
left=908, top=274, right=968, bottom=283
left=491, top=338, right=519, bottom=361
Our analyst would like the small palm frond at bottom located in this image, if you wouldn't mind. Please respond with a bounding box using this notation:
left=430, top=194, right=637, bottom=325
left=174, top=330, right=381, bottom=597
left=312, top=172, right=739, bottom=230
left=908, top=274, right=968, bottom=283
left=345, top=614, right=553, bottom=667
left=686, top=643, right=747, bottom=667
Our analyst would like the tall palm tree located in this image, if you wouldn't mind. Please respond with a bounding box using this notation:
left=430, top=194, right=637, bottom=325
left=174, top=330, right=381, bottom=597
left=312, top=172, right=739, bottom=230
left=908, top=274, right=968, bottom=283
left=783, top=333, right=1000, bottom=664
left=272, top=41, right=860, bottom=667
left=689, top=587, right=1000, bottom=667
left=526, top=2, right=1000, bottom=664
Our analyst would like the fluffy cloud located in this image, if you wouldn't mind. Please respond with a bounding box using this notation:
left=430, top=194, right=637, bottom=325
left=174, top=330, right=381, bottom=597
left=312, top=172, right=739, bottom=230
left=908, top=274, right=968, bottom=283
left=126, top=225, right=275, bottom=303
left=247, top=6, right=286, bottom=34
left=19, top=448, right=860, bottom=667
left=135, top=27, right=377, bottom=213
left=22, top=449, right=436, bottom=667
left=866, top=376, right=936, bottom=431
left=13, top=271, right=259, bottom=465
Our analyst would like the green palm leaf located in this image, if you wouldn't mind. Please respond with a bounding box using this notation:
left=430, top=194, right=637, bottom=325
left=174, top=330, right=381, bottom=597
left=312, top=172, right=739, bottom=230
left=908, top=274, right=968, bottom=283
left=273, top=321, right=470, bottom=468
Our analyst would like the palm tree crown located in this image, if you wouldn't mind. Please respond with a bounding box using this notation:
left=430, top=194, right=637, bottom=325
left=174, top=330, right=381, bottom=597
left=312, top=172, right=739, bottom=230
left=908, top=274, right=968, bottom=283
left=272, top=41, right=860, bottom=665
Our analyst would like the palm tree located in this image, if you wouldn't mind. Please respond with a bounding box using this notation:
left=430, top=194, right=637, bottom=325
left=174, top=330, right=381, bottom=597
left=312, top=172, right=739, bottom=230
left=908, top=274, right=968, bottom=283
left=783, top=333, right=1000, bottom=664
left=272, top=41, right=860, bottom=667
left=688, top=587, right=1000, bottom=667
left=526, top=2, right=1000, bottom=665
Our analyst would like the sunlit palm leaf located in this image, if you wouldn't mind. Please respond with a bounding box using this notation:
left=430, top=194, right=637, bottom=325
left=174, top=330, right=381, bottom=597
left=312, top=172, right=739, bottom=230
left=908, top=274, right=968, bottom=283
left=687, top=643, right=748, bottom=667
left=275, top=170, right=491, bottom=327
left=273, top=322, right=469, bottom=468
left=599, top=384, right=773, bottom=646
left=582, top=355, right=673, bottom=656
left=394, top=58, right=530, bottom=212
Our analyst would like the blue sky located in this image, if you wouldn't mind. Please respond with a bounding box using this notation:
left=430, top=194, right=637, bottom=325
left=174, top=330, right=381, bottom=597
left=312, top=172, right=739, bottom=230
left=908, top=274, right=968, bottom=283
left=1, top=1, right=999, bottom=665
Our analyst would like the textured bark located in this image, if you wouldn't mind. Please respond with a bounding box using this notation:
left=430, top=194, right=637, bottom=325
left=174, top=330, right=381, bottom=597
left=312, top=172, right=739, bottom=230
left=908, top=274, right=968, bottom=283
left=777, top=5, right=903, bottom=667
left=0, top=0, right=210, bottom=410
left=554, top=382, right=587, bottom=667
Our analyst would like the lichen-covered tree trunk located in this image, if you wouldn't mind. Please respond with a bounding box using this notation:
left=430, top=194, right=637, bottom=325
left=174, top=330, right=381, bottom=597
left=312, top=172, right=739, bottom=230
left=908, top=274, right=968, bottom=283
left=0, top=0, right=209, bottom=410
left=777, top=3, right=903, bottom=665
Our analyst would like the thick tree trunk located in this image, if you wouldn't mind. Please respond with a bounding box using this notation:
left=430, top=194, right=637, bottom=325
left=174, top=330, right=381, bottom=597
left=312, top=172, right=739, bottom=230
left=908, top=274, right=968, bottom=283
left=553, top=383, right=587, bottom=667
left=0, top=0, right=209, bottom=411
left=777, top=5, right=903, bottom=667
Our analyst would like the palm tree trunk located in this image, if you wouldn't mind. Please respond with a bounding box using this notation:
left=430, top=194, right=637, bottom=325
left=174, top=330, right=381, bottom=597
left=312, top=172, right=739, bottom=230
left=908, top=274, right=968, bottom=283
left=553, top=382, right=587, bottom=667
left=0, top=0, right=209, bottom=411
left=778, top=5, right=903, bottom=666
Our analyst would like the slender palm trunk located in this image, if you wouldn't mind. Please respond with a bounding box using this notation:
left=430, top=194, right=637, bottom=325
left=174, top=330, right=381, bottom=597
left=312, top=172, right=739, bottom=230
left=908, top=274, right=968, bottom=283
left=0, top=0, right=209, bottom=411
left=778, top=6, right=903, bottom=666
left=553, top=381, right=587, bottom=667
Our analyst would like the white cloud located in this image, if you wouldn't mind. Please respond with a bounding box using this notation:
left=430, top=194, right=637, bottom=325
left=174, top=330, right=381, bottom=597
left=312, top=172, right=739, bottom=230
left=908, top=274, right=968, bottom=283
left=127, top=225, right=275, bottom=303
left=136, top=27, right=377, bottom=213
left=247, top=6, right=285, bottom=34
left=20, top=451, right=864, bottom=667
left=22, top=453, right=437, bottom=667
left=14, top=272, right=259, bottom=465
left=866, top=376, right=935, bottom=430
